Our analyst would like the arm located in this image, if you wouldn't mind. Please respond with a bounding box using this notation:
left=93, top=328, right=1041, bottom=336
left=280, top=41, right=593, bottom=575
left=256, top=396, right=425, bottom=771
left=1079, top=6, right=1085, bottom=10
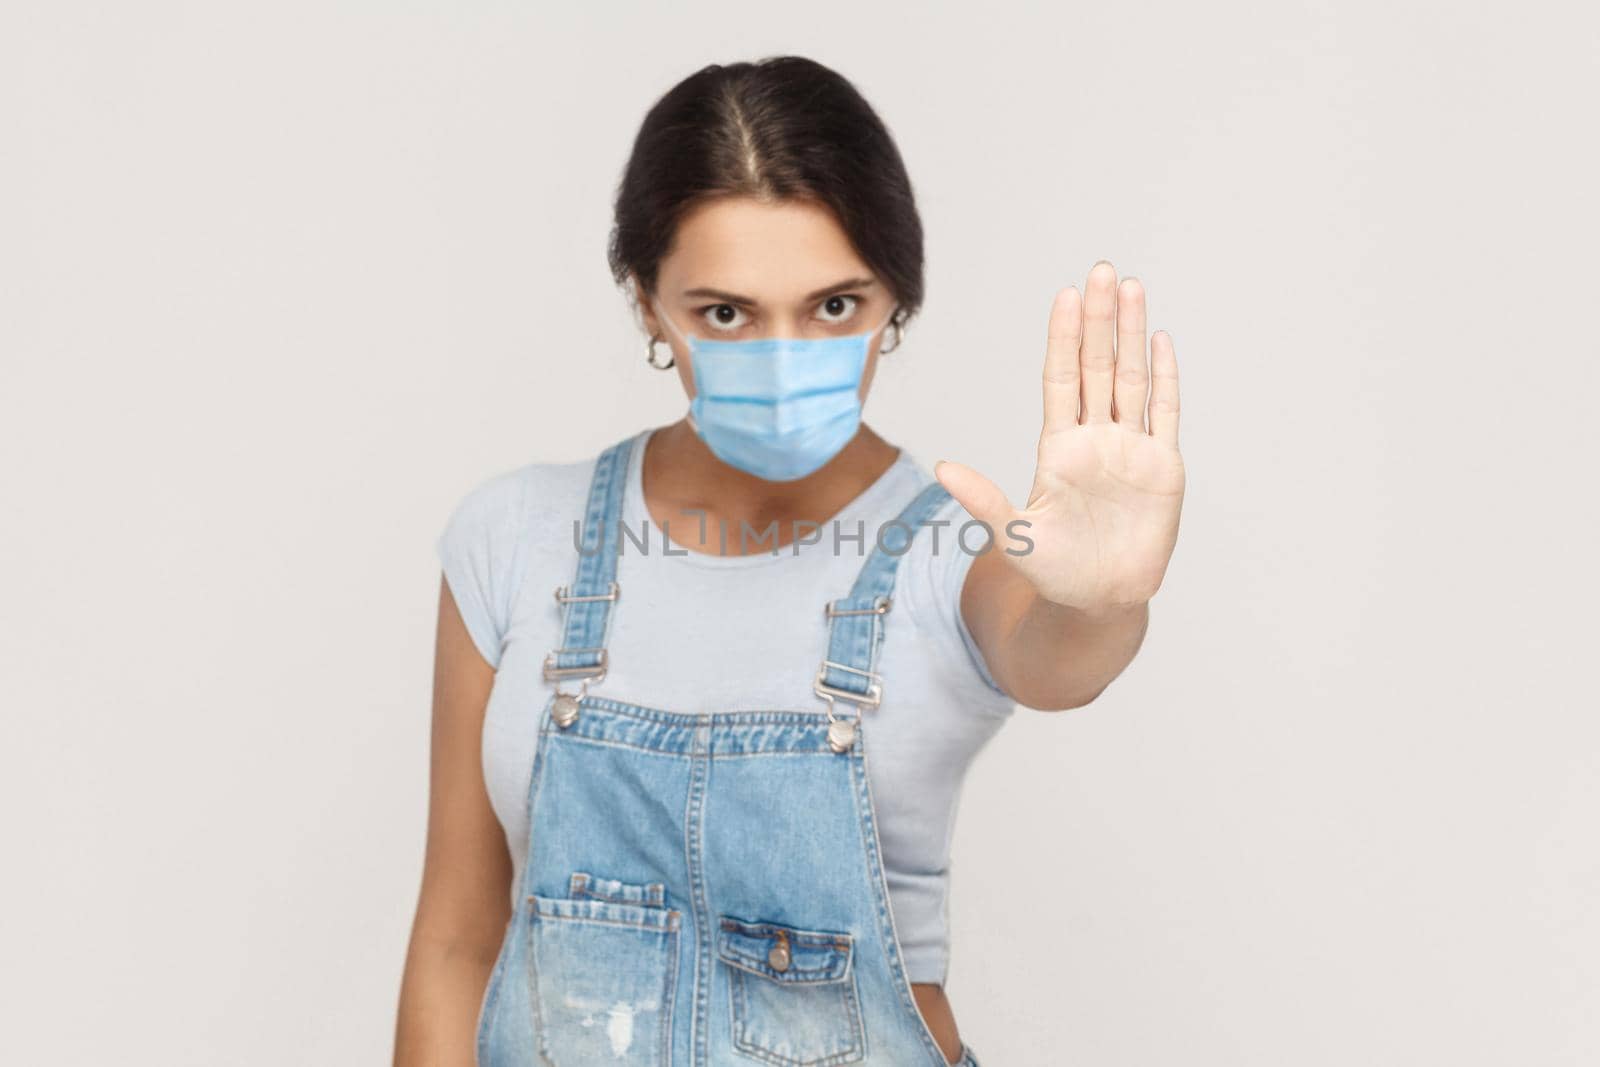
left=938, top=261, right=1184, bottom=711
left=393, top=577, right=513, bottom=1066
left=961, top=548, right=1149, bottom=711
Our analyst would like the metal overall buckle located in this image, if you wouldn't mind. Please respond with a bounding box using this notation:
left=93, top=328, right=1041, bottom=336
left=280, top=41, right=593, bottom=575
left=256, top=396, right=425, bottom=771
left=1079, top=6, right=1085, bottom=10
left=813, top=660, right=883, bottom=753
left=543, top=583, right=619, bottom=728
left=814, top=595, right=889, bottom=752
left=542, top=648, right=607, bottom=728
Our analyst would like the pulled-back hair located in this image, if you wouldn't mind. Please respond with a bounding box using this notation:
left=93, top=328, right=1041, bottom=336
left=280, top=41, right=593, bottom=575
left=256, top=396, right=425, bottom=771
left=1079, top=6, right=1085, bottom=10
left=608, top=55, right=924, bottom=330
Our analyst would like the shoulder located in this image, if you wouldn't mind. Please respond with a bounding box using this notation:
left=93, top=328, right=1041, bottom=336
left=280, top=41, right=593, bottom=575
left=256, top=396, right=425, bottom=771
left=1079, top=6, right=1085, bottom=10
left=883, top=452, right=1015, bottom=704
left=434, top=449, right=603, bottom=666
left=438, top=454, right=593, bottom=547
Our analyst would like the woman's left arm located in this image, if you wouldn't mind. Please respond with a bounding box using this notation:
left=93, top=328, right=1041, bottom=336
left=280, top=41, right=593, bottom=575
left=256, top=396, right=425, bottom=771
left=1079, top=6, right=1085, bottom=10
left=935, top=262, right=1185, bottom=711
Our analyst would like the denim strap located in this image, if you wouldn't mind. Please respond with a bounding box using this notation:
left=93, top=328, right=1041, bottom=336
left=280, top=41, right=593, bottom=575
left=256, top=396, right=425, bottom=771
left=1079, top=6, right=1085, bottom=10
left=544, top=434, right=634, bottom=682
left=816, top=480, right=953, bottom=703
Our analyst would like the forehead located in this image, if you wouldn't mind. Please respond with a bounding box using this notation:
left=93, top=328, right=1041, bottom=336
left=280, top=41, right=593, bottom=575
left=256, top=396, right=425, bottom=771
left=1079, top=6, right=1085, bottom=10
left=659, top=195, right=875, bottom=300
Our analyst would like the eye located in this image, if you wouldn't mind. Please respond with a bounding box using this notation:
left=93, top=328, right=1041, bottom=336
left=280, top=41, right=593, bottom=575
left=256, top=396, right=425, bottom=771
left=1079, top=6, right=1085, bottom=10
left=815, top=294, right=860, bottom=325
left=699, top=303, right=748, bottom=332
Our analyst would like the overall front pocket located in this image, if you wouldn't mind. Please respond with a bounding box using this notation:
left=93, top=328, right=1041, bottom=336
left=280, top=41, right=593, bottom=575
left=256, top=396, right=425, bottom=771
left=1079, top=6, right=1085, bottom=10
left=717, top=915, right=864, bottom=1067
left=527, top=893, right=681, bottom=1066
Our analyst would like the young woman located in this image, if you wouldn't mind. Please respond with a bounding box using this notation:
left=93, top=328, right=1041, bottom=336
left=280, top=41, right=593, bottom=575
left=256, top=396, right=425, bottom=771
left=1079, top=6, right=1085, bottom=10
left=395, top=56, right=1185, bottom=1067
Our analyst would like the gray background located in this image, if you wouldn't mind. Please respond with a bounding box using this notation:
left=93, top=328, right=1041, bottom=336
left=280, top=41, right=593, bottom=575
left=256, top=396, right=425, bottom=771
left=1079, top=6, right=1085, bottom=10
left=3, top=1, right=1596, bottom=1063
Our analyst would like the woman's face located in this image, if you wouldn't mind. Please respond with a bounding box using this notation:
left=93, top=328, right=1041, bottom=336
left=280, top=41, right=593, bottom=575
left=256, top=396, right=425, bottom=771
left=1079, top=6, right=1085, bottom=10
left=639, top=196, right=897, bottom=404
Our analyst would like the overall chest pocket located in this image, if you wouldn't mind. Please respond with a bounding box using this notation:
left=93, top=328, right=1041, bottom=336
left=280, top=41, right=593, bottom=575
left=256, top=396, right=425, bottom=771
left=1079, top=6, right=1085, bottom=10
left=527, top=889, right=681, bottom=1066
left=717, top=915, right=865, bottom=1066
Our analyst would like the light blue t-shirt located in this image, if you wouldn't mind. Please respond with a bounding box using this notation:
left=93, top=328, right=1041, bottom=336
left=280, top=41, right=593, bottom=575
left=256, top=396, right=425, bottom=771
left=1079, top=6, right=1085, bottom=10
left=436, top=426, right=1017, bottom=985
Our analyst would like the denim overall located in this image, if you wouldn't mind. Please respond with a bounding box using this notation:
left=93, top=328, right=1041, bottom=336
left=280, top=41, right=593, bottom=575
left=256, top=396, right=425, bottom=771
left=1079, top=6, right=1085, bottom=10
left=476, top=435, right=984, bottom=1067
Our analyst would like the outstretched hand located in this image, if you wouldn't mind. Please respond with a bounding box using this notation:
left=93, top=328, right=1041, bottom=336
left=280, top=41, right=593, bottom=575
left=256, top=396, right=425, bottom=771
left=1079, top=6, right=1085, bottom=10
left=935, top=261, right=1185, bottom=617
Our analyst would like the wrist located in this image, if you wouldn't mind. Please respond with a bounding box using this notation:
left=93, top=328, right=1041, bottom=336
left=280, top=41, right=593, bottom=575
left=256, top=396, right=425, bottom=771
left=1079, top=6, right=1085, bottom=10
left=1048, top=597, right=1149, bottom=626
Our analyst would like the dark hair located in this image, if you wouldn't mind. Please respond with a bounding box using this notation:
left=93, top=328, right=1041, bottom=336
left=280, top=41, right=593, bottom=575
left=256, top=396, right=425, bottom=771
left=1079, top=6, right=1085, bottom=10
left=608, top=56, right=924, bottom=329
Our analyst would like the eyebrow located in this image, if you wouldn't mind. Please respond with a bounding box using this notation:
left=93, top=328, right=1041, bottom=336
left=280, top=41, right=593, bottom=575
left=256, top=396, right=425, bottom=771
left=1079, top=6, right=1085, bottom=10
left=680, top=277, right=878, bottom=306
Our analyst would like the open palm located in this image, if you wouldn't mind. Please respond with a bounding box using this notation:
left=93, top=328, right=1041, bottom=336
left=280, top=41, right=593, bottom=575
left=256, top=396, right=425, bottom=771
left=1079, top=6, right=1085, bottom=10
left=936, top=261, right=1185, bottom=614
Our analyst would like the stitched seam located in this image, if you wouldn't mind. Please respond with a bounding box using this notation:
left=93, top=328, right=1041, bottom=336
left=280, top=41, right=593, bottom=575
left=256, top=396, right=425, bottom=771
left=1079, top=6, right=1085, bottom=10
left=851, top=724, right=951, bottom=1065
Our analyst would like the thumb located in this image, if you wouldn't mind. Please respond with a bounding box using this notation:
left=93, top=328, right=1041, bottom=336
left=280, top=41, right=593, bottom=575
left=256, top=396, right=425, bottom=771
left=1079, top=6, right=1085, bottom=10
left=933, top=459, right=1014, bottom=533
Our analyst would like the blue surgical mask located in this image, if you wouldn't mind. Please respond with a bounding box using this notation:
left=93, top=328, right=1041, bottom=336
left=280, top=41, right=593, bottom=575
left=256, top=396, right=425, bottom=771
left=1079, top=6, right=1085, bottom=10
left=653, top=301, right=897, bottom=482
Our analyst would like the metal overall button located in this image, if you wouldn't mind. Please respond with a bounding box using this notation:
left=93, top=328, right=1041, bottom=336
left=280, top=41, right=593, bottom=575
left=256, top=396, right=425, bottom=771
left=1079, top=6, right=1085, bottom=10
left=551, top=693, right=581, bottom=728
left=767, top=929, right=791, bottom=972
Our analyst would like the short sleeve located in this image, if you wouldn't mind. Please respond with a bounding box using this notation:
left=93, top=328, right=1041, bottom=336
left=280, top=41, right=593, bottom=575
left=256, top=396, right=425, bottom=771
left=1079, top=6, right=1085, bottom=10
left=905, top=493, right=1014, bottom=704
left=434, top=466, right=531, bottom=669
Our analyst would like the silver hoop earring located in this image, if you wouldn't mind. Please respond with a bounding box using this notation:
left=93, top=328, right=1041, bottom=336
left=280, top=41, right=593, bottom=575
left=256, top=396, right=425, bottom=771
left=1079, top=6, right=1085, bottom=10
left=880, top=319, right=903, bottom=355
left=646, top=335, right=674, bottom=370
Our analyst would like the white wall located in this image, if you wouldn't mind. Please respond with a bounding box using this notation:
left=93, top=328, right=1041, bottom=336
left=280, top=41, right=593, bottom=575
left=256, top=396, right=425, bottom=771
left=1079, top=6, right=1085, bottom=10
left=3, top=2, right=1595, bottom=1063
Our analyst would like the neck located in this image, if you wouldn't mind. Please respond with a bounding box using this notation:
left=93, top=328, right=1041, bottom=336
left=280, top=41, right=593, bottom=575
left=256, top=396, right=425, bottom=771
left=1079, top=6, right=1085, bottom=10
left=641, top=418, right=901, bottom=542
